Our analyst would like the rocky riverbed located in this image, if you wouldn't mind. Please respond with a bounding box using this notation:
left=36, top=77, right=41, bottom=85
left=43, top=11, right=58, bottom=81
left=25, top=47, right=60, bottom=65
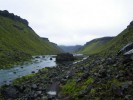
left=0, top=43, right=133, bottom=100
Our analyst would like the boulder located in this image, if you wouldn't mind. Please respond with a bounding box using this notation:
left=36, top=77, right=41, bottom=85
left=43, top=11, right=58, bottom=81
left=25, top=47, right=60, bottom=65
left=127, top=21, right=133, bottom=29
left=56, top=53, right=75, bottom=62
left=124, top=49, right=133, bottom=60
left=78, top=85, right=92, bottom=98
left=118, top=42, right=133, bottom=55
left=31, top=84, right=38, bottom=90
left=1, top=86, right=19, bottom=99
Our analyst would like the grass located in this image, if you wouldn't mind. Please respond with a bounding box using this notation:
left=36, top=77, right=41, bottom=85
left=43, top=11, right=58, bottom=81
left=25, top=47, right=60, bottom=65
left=78, top=28, right=133, bottom=56
left=13, top=74, right=36, bottom=85
left=62, top=77, right=94, bottom=98
left=0, top=15, right=61, bottom=69
left=78, top=37, right=113, bottom=55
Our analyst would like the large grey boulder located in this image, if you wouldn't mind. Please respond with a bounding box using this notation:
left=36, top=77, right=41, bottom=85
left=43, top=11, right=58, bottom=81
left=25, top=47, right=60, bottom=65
left=124, top=49, right=133, bottom=60
left=56, top=53, right=75, bottom=62
left=118, top=42, right=133, bottom=55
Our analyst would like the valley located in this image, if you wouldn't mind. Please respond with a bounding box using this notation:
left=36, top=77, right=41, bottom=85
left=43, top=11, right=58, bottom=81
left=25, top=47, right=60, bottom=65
left=0, top=10, right=133, bottom=100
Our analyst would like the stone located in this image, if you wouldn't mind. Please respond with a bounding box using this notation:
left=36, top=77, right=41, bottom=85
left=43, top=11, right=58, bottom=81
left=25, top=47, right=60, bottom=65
left=78, top=85, right=92, bottom=98
left=121, top=81, right=132, bottom=90
left=32, top=84, right=38, bottom=90
left=31, top=71, right=35, bottom=73
left=127, top=21, right=133, bottom=29
left=124, top=95, right=132, bottom=100
left=118, top=42, right=133, bottom=55
left=1, top=86, right=19, bottom=98
left=56, top=53, right=75, bottom=62
left=41, top=96, right=48, bottom=100
left=111, top=84, right=123, bottom=96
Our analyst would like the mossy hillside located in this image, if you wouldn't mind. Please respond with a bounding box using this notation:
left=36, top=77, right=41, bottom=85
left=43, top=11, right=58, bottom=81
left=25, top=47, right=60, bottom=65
left=96, top=28, right=133, bottom=56
left=78, top=37, right=114, bottom=55
left=0, top=15, right=61, bottom=69
left=0, top=16, right=60, bottom=55
left=78, top=25, right=133, bottom=56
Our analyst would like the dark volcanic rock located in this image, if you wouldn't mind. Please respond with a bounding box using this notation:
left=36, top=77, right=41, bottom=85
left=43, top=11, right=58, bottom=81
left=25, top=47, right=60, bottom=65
left=56, top=53, right=75, bottom=62
left=1, top=86, right=19, bottom=99
left=127, top=21, right=133, bottom=29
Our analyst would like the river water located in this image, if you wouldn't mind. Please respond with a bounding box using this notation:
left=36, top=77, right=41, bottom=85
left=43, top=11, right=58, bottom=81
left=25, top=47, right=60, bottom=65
left=0, top=55, right=56, bottom=86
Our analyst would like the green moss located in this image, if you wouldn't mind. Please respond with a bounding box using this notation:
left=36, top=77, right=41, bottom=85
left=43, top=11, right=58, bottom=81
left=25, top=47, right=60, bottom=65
left=62, top=77, right=94, bottom=98
left=84, top=77, right=94, bottom=85
left=13, top=74, right=35, bottom=85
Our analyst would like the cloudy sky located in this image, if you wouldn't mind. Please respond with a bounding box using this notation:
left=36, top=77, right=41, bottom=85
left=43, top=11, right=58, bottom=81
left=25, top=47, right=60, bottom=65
left=0, top=0, right=133, bottom=45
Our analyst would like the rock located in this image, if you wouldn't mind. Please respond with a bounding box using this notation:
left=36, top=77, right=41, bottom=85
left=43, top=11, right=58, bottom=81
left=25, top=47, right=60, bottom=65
left=13, top=71, right=16, bottom=74
left=42, top=56, right=45, bottom=58
left=124, top=95, right=132, bottom=100
left=124, top=49, right=133, bottom=60
left=31, top=71, right=35, bottom=73
left=1, top=86, right=19, bottom=98
left=56, top=53, right=75, bottom=62
left=41, top=95, right=48, bottom=100
left=35, top=56, right=40, bottom=58
left=78, top=85, right=92, bottom=98
left=98, top=69, right=107, bottom=78
left=76, top=78, right=82, bottom=82
left=106, top=58, right=113, bottom=64
left=32, top=84, right=38, bottom=90
left=121, top=81, right=132, bottom=90
left=111, top=84, right=123, bottom=96
left=118, top=42, right=133, bottom=55
left=50, top=58, right=52, bottom=60
left=127, top=21, right=133, bottom=29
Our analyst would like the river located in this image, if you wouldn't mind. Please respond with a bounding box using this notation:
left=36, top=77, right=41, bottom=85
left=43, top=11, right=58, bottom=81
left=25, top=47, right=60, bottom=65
left=0, top=55, right=56, bottom=86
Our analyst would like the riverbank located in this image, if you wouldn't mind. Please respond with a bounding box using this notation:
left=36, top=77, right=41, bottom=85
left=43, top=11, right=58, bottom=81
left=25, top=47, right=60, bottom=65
left=0, top=55, right=56, bottom=86
left=0, top=53, right=133, bottom=99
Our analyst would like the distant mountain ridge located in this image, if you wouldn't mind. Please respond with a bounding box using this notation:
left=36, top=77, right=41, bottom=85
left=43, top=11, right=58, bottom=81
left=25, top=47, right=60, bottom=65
left=59, top=45, right=82, bottom=53
left=0, top=10, right=61, bottom=69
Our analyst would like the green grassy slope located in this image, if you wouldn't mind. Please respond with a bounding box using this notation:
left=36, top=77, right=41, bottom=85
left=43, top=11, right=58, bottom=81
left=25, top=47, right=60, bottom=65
left=93, top=27, right=133, bottom=56
left=78, top=37, right=114, bottom=55
left=78, top=21, right=133, bottom=56
left=0, top=11, right=61, bottom=69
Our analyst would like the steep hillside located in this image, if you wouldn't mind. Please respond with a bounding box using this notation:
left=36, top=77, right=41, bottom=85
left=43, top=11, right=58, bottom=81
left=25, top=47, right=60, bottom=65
left=78, top=37, right=114, bottom=54
left=59, top=45, right=82, bottom=53
left=92, top=21, right=133, bottom=56
left=0, top=10, right=61, bottom=69
left=78, top=21, right=133, bottom=56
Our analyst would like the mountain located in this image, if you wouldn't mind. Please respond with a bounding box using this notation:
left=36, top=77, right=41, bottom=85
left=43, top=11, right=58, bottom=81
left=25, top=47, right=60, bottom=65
left=1, top=18, right=133, bottom=100
left=78, top=37, right=114, bottom=55
left=59, top=45, right=82, bottom=53
left=91, top=21, right=133, bottom=56
left=0, top=10, right=61, bottom=69
left=78, top=21, right=133, bottom=56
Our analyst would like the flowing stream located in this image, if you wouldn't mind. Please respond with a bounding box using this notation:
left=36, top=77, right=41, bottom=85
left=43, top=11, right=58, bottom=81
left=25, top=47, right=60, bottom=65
left=0, top=55, right=56, bottom=86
